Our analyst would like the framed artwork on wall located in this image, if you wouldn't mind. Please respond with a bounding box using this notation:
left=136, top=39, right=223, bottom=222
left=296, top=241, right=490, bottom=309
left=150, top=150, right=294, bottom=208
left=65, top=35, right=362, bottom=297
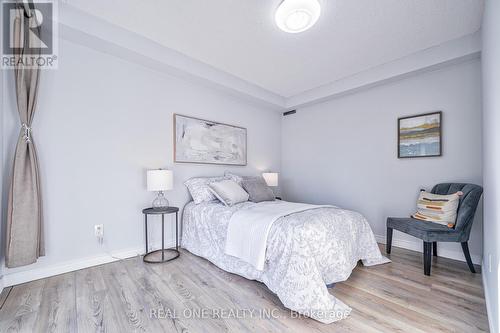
left=398, top=111, right=442, bottom=158
left=174, top=114, right=247, bottom=165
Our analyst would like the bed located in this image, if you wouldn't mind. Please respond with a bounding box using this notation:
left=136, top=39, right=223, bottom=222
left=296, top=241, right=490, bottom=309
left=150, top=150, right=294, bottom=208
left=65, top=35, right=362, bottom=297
left=181, top=199, right=389, bottom=323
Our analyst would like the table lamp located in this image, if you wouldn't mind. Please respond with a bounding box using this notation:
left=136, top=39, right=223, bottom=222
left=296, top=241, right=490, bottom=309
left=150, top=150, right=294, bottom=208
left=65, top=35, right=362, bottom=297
left=147, top=169, right=173, bottom=208
left=263, top=172, right=279, bottom=198
left=262, top=172, right=279, bottom=187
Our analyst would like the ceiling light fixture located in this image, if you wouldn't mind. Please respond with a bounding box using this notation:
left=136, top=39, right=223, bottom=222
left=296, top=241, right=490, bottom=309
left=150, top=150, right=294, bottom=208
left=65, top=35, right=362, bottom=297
left=275, top=0, right=321, bottom=33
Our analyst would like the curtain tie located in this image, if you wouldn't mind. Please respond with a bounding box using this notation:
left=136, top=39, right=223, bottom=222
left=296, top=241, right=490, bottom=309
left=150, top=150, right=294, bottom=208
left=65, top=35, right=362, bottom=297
left=21, top=123, right=32, bottom=144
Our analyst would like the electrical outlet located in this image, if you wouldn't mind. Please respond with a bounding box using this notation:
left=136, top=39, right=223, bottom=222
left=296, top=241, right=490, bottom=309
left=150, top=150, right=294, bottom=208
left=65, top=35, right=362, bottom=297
left=95, top=224, right=103, bottom=239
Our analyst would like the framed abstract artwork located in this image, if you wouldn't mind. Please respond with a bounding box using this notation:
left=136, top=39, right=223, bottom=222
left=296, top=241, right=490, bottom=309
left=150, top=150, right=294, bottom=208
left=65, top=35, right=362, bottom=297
left=174, top=114, right=247, bottom=165
left=398, top=111, right=442, bottom=158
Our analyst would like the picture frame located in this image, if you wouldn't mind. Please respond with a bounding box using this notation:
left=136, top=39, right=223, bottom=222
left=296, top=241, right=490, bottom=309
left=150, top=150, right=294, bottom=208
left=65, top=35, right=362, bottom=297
left=173, top=114, right=247, bottom=166
left=398, top=111, right=442, bottom=158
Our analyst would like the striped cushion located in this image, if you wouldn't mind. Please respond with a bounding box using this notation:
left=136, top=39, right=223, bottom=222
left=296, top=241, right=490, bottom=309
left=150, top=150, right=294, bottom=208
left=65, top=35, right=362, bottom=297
left=412, top=191, right=461, bottom=227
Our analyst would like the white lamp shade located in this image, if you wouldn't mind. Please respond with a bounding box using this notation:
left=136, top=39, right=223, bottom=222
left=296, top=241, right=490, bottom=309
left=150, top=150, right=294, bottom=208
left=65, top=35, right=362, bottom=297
left=147, top=169, right=173, bottom=191
left=262, top=172, right=279, bottom=187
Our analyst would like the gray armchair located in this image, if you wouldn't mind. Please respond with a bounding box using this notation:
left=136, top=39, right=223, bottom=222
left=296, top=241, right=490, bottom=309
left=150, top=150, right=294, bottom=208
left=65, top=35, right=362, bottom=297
left=386, top=183, right=483, bottom=276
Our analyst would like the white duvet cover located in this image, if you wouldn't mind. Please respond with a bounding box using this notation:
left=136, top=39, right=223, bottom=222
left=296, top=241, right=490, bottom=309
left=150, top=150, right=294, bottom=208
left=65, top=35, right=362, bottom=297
left=225, top=201, right=333, bottom=271
left=181, top=200, right=389, bottom=323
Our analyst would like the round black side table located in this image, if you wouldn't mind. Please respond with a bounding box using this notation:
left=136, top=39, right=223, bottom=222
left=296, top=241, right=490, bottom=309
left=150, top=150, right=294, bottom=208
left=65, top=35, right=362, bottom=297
left=142, top=207, right=179, bottom=263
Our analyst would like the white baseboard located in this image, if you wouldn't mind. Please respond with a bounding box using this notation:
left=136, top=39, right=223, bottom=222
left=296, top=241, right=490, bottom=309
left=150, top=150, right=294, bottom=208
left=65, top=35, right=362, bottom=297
left=149, top=238, right=177, bottom=253
left=482, top=264, right=496, bottom=333
left=375, top=234, right=482, bottom=265
left=2, top=246, right=143, bottom=287
left=2, top=238, right=178, bottom=287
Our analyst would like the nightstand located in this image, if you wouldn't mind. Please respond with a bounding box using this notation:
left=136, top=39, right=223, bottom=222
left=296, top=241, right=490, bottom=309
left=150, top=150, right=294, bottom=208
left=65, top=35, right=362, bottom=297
left=142, top=206, right=179, bottom=263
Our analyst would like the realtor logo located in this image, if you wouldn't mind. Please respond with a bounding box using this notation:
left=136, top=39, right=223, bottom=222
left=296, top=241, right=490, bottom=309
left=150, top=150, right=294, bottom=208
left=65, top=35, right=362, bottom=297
left=2, top=0, right=58, bottom=68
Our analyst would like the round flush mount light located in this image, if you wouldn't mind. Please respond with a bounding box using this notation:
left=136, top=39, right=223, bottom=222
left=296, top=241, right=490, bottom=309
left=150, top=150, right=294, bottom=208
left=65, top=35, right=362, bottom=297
left=275, top=0, right=321, bottom=33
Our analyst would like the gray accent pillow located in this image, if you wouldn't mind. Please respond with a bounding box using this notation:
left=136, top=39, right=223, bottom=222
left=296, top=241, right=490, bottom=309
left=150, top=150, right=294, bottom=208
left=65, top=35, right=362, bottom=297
left=241, top=177, right=275, bottom=203
left=209, top=180, right=249, bottom=206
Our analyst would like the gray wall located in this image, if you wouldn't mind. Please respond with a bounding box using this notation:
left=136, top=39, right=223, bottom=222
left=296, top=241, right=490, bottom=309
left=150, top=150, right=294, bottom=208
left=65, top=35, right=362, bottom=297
left=482, top=0, right=500, bottom=331
left=1, top=39, right=281, bottom=279
left=282, top=59, right=483, bottom=263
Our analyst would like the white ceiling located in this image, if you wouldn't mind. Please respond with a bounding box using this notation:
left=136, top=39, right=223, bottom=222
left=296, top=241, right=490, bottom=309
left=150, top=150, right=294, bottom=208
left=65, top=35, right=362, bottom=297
left=66, top=0, right=484, bottom=98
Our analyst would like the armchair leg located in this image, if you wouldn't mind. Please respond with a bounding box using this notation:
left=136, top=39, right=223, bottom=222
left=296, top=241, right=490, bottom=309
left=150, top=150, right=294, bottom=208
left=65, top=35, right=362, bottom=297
left=386, top=227, right=393, bottom=254
left=423, top=242, right=432, bottom=276
left=433, top=242, right=437, bottom=257
left=461, top=242, right=476, bottom=273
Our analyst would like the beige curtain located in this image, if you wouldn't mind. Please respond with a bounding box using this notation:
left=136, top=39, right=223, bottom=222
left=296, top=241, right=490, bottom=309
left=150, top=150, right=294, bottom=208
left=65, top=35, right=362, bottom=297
left=6, top=3, right=44, bottom=268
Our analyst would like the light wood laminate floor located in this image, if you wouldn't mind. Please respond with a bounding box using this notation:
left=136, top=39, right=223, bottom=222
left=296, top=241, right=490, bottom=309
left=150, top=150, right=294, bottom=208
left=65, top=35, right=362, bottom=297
left=0, top=244, right=488, bottom=332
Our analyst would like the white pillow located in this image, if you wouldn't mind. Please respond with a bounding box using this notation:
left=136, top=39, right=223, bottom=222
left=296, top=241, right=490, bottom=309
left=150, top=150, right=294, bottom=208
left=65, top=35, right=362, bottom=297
left=184, top=176, right=227, bottom=204
left=209, top=180, right=249, bottom=206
